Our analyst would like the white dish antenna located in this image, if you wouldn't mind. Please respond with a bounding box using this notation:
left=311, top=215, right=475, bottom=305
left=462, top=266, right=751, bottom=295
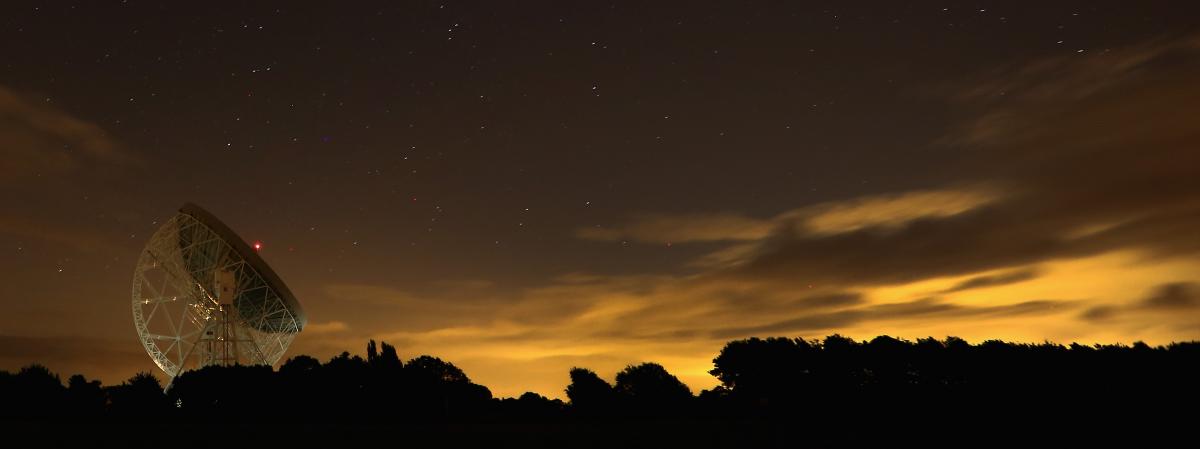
left=131, top=203, right=305, bottom=383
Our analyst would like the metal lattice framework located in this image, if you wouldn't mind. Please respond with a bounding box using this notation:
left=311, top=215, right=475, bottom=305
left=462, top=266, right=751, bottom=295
left=132, top=204, right=305, bottom=382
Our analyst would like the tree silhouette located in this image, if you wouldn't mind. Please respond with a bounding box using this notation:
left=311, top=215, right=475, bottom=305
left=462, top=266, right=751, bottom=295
left=406, top=355, right=470, bottom=383
left=565, top=367, right=616, bottom=416
left=363, top=340, right=405, bottom=414
left=279, top=354, right=321, bottom=375
left=3, top=335, right=1198, bottom=446
left=499, top=391, right=564, bottom=418
left=404, top=355, right=491, bottom=417
left=709, top=337, right=819, bottom=411
left=107, top=372, right=170, bottom=415
left=169, top=364, right=277, bottom=415
left=320, top=351, right=371, bottom=413
left=66, top=374, right=105, bottom=416
left=614, top=362, right=692, bottom=415
left=376, top=341, right=403, bottom=370
left=3, top=364, right=66, bottom=417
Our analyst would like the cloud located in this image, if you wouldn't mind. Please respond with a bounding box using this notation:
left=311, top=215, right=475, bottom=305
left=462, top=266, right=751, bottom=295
left=1083, top=282, right=1200, bottom=322
left=575, top=213, right=772, bottom=244
left=0, top=84, right=144, bottom=252
left=578, top=186, right=997, bottom=246
left=0, top=85, right=136, bottom=180
left=304, top=321, right=350, bottom=334
left=939, top=268, right=1041, bottom=294
left=950, top=35, right=1200, bottom=106
left=1140, top=282, right=1200, bottom=310
left=723, top=204, right=1075, bottom=287
left=710, top=297, right=1071, bottom=339
left=325, top=283, right=427, bottom=306
left=321, top=283, right=509, bottom=333
left=699, top=36, right=1200, bottom=288
left=795, top=188, right=1001, bottom=236
left=1079, top=305, right=1117, bottom=322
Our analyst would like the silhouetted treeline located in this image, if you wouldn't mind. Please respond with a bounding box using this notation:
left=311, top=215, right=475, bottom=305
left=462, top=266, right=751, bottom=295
left=3, top=336, right=1197, bottom=446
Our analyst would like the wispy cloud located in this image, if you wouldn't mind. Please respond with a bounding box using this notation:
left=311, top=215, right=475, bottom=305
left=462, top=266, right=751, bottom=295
left=938, top=268, right=1041, bottom=294
left=304, top=321, right=351, bottom=334
left=1081, top=282, right=1200, bottom=323
left=575, top=212, right=772, bottom=243
left=577, top=186, right=998, bottom=246
left=0, top=85, right=137, bottom=180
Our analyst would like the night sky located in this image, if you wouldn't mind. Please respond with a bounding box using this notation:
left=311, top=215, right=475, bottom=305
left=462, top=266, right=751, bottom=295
left=3, top=1, right=1200, bottom=398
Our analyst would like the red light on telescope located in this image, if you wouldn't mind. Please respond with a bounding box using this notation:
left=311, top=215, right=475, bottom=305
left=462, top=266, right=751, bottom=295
left=253, top=241, right=263, bottom=251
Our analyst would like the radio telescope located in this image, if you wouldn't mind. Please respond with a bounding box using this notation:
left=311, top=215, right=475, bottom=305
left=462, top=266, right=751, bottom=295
left=132, top=203, right=305, bottom=384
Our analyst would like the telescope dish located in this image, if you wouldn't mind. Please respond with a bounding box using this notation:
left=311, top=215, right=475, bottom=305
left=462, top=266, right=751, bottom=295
left=131, top=203, right=305, bottom=382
